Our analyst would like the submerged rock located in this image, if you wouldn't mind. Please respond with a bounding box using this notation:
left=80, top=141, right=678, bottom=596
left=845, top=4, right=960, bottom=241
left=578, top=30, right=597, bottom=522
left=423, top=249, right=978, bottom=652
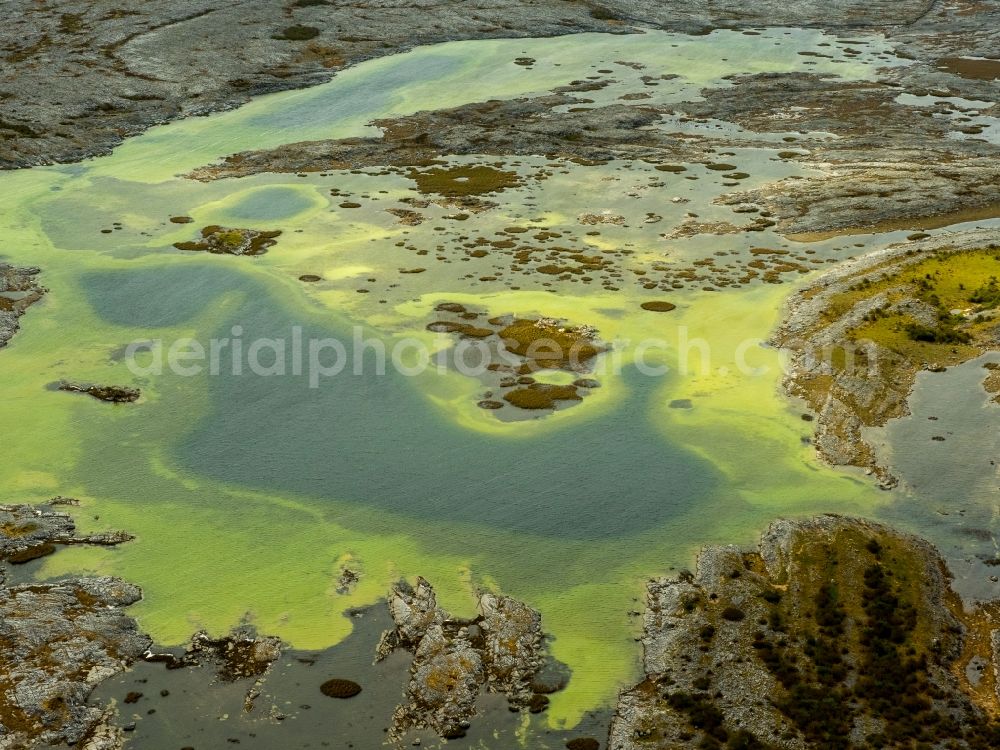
left=376, top=577, right=550, bottom=740
left=58, top=382, right=141, bottom=403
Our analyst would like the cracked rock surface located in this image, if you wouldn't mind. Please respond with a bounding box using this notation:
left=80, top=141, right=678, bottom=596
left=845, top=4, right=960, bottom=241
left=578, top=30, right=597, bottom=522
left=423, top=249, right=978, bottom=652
left=0, top=502, right=149, bottom=750
left=0, top=0, right=945, bottom=169
left=376, top=577, right=547, bottom=740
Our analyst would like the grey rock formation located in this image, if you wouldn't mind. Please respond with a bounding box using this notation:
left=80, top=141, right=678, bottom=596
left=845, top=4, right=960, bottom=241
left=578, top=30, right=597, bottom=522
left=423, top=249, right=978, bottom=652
left=0, top=501, right=133, bottom=564
left=0, top=503, right=149, bottom=749
left=0, top=264, right=44, bottom=350
left=773, top=228, right=1000, bottom=484
left=609, top=515, right=1000, bottom=749
left=57, top=383, right=142, bottom=404
left=376, top=577, right=547, bottom=740
left=0, top=0, right=952, bottom=170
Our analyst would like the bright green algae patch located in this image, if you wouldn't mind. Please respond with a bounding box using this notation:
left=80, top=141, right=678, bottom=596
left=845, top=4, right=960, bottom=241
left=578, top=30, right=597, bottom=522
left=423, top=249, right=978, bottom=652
left=0, top=29, right=917, bottom=730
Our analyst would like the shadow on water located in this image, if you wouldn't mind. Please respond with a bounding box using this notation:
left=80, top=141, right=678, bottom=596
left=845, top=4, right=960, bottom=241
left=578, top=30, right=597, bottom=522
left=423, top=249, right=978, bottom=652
left=83, top=263, right=721, bottom=540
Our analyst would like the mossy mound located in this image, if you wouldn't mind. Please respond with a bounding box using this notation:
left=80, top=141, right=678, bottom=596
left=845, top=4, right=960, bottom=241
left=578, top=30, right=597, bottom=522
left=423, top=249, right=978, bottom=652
left=640, top=301, right=677, bottom=312
left=408, top=165, right=520, bottom=197
left=173, top=226, right=281, bottom=256
left=320, top=678, right=362, bottom=699
left=499, top=319, right=602, bottom=370
left=503, top=384, right=581, bottom=410
left=527, top=693, right=550, bottom=713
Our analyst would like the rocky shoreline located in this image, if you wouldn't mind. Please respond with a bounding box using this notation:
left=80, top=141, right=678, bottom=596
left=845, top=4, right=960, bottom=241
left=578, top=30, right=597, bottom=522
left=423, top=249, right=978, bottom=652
left=0, top=502, right=561, bottom=748
left=183, top=1, right=1000, bottom=256
left=0, top=264, right=44, bottom=350
left=609, top=515, right=1000, bottom=749
left=0, top=0, right=969, bottom=171
left=4, top=503, right=999, bottom=748
left=0, top=502, right=148, bottom=749
left=773, top=227, right=1000, bottom=486
left=376, top=577, right=555, bottom=740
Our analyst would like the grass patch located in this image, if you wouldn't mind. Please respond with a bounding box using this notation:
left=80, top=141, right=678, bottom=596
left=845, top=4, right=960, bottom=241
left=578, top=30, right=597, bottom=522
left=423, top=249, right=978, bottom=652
left=408, top=165, right=520, bottom=197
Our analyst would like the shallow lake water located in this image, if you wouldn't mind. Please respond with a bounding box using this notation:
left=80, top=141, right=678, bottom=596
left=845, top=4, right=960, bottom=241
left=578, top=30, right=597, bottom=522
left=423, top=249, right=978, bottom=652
left=1, top=27, right=997, bottom=742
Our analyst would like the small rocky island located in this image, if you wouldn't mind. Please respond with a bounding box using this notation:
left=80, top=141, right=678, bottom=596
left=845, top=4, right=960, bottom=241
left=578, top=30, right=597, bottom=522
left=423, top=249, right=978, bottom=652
left=375, top=577, right=555, bottom=740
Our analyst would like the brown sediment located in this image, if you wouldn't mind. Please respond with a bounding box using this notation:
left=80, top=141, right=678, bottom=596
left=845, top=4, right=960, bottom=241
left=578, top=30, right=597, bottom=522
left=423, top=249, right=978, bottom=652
left=936, top=57, right=1000, bottom=81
